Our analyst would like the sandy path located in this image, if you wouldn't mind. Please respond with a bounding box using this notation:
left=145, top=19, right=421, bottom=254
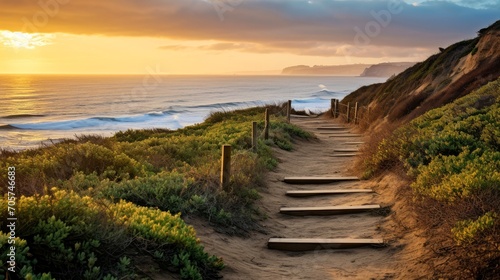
left=189, top=116, right=404, bottom=280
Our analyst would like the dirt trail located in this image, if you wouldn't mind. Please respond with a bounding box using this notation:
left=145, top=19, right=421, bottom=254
left=190, top=116, right=411, bottom=280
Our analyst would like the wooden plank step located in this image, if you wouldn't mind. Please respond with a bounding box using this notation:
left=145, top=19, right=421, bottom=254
left=318, top=131, right=351, bottom=134
left=280, top=205, right=380, bottom=216
left=283, top=176, right=359, bottom=184
left=317, top=127, right=347, bottom=130
left=268, top=238, right=384, bottom=251
left=291, top=114, right=313, bottom=118
left=286, top=189, right=374, bottom=197
left=331, top=153, right=359, bottom=157
left=344, top=142, right=365, bottom=145
left=328, top=134, right=362, bottom=137
left=334, top=148, right=359, bottom=152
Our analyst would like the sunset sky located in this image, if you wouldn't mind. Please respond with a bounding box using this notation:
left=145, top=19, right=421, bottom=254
left=0, top=0, right=498, bottom=75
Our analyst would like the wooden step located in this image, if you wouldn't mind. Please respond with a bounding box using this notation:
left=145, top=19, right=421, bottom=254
left=344, top=142, right=365, bottom=145
left=283, top=176, right=359, bottom=184
left=291, top=114, right=313, bottom=118
left=268, top=238, right=385, bottom=251
left=280, top=205, right=380, bottom=216
left=317, top=127, right=347, bottom=130
left=329, top=134, right=362, bottom=137
left=330, top=153, right=359, bottom=157
left=318, top=132, right=351, bottom=134
left=334, top=148, right=359, bottom=152
left=286, top=189, right=374, bottom=197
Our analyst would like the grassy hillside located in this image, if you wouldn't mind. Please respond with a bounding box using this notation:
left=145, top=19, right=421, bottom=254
left=0, top=105, right=312, bottom=279
left=342, top=20, right=500, bottom=279
left=365, top=79, right=500, bottom=278
left=343, top=20, right=499, bottom=126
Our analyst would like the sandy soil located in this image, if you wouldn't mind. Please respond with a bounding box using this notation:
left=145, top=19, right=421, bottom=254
left=186, top=116, right=424, bottom=280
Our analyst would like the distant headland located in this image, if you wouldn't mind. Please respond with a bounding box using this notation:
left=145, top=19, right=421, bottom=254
left=282, top=62, right=415, bottom=77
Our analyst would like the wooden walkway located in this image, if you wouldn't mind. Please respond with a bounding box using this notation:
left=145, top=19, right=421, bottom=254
left=286, top=189, right=374, bottom=197
left=283, top=176, right=359, bottom=184
left=267, top=120, right=384, bottom=252
left=280, top=205, right=381, bottom=216
left=268, top=238, right=385, bottom=251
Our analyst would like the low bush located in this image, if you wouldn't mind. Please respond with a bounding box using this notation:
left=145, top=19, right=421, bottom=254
left=0, top=106, right=312, bottom=278
left=364, top=79, right=500, bottom=278
left=0, top=189, right=223, bottom=279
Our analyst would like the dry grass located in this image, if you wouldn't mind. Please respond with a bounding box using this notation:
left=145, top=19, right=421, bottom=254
left=354, top=121, right=404, bottom=179
left=412, top=188, right=500, bottom=279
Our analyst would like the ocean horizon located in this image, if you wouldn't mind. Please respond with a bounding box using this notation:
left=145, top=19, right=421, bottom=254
left=0, top=74, right=386, bottom=150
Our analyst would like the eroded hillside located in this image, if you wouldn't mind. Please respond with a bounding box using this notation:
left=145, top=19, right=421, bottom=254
left=343, top=20, right=500, bottom=128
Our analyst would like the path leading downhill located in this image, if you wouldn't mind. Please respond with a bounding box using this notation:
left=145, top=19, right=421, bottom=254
left=190, top=116, right=403, bottom=280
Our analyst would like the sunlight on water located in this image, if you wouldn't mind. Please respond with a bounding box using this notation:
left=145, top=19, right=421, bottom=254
left=0, top=75, right=386, bottom=150
left=0, top=75, right=39, bottom=116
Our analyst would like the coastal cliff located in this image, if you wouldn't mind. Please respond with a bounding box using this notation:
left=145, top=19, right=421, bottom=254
left=282, top=62, right=415, bottom=77
left=281, top=64, right=370, bottom=76
left=342, top=20, right=500, bottom=127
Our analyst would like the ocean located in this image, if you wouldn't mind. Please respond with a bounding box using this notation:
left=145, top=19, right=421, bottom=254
left=0, top=75, right=385, bottom=150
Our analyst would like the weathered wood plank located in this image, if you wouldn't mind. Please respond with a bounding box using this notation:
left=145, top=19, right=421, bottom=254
left=328, top=134, right=362, bottom=137
left=344, top=142, right=365, bottom=145
left=290, top=114, right=311, bottom=118
left=283, top=176, right=359, bottom=184
left=330, top=153, right=360, bottom=157
left=286, top=189, right=374, bottom=197
left=333, top=148, right=360, bottom=152
left=268, top=238, right=385, bottom=251
left=318, top=132, right=352, bottom=134
left=317, top=127, right=347, bottom=130
left=280, top=205, right=380, bottom=216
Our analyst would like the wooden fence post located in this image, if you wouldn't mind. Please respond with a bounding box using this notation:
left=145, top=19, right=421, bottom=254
left=220, top=145, right=231, bottom=190
left=287, top=100, right=292, bottom=123
left=331, top=99, right=335, bottom=117
left=252, top=121, right=258, bottom=152
left=264, top=108, right=270, bottom=140
left=347, top=102, right=351, bottom=123
left=354, top=102, right=359, bottom=125
left=335, top=99, right=339, bottom=118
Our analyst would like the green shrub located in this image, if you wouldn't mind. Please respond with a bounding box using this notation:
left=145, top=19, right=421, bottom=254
left=0, top=105, right=312, bottom=278
left=0, top=189, right=223, bottom=279
left=365, top=79, right=500, bottom=278
left=368, top=79, right=500, bottom=189
left=452, top=212, right=497, bottom=245
left=471, top=46, right=478, bottom=55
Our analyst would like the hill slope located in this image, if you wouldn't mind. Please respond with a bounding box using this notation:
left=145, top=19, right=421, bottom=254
left=343, top=20, right=500, bottom=127
left=347, top=20, right=500, bottom=279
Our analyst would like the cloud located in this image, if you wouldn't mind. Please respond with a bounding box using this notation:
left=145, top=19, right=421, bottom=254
left=2, top=0, right=498, bottom=57
left=0, top=31, right=54, bottom=49
left=158, top=45, right=192, bottom=51
left=159, top=39, right=436, bottom=61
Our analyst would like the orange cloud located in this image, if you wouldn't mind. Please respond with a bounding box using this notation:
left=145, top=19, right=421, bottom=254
left=2, top=0, right=498, bottom=57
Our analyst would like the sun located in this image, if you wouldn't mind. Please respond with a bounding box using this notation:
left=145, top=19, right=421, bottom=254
left=0, top=31, right=54, bottom=49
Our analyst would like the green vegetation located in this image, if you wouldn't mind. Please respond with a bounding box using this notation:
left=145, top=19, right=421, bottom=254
left=1, top=189, right=222, bottom=280
left=471, top=45, right=479, bottom=56
left=0, top=105, right=313, bottom=279
left=364, top=79, right=500, bottom=278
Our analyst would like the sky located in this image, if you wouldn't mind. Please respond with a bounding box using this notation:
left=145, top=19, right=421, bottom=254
left=0, top=0, right=498, bottom=75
